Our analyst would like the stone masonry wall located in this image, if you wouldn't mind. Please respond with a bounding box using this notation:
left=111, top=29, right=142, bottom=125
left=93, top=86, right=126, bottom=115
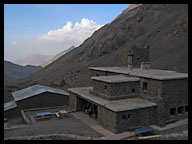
left=132, top=47, right=149, bottom=68
left=97, top=105, right=157, bottom=134
left=162, top=78, right=188, bottom=123
left=116, top=107, right=157, bottom=133
left=91, top=80, right=140, bottom=100
left=139, top=78, right=188, bottom=125
left=121, top=46, right=149, bottom=67
left=89, top=70, right=108, bottom=78
left=69, top=91, right=82, bottom=111
left=139, top=78, right=166, bottom=125
left=97, top=106, right=117, bottom=133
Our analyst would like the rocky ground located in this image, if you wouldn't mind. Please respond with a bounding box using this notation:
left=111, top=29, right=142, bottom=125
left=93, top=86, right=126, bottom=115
left=126, top=124, right=188, bottom=140
left=4, top=114, right=103, bottom=140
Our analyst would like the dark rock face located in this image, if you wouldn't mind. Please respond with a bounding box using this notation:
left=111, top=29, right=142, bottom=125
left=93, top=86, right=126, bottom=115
left=7, top=4, right=188, bottom=93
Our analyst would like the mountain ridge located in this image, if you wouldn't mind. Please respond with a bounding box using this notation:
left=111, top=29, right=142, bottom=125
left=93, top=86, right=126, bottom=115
left=14, top=54, right=52, bottom=66
left=41, top=46, right=75, bottom=68
left=4, top=60, right=42, bottom=80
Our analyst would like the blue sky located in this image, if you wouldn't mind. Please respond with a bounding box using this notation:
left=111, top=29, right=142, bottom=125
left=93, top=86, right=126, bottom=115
left=4, top=4, right=130, bottom=63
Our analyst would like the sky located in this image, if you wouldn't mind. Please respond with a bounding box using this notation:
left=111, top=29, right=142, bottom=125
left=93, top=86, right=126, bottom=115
left=4, top=4, right=130, bottom=62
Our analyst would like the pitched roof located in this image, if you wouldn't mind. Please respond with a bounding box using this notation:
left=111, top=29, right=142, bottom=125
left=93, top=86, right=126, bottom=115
left=4, top=100, right=17, bottom=111
left=12, top=85, right=69, bottom=102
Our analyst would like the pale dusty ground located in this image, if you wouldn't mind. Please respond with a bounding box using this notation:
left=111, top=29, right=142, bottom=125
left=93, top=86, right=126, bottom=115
left=4, top=114, right=103, bottom=139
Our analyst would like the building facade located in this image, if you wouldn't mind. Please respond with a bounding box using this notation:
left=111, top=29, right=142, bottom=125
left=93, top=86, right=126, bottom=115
left=69, top=46, right=188, bottom=133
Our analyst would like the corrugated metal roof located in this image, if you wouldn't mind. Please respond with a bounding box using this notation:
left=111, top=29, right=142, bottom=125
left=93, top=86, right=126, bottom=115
left=12, top=85, right=69, bottom=102
left=4, top=100, right=17, bottom=111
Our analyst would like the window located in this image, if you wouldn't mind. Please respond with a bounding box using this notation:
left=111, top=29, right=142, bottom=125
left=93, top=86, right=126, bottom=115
left=96, top=74, right=99, bottom=76
left=170, top=108, right=176, bottom=116
left=143, top=82, right=148, bottom=90
left=137, top=56, right=140, bottom=61
left=104, top=85, right=107, bottom=90
left=122, top=115, right=127, bottom=119
left=131, top=89, right=135, bottom=93
left=178, top=106, right=184, bottom=114
left=185, top=105, right=188, bottom=112
left=122, top=114, right=131, bottom=119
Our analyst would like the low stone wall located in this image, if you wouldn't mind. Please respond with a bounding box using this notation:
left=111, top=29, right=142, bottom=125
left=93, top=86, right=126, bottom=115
left=21, top=110, right=31, bottom=124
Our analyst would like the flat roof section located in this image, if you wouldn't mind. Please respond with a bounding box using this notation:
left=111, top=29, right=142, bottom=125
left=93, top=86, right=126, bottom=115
left=69, top=87, right=156, bottom=112
left=89, top=67, right=188, bottom=80
left=12, top=85, right=69, bottom=102
left=91, top=75, right=140, bottom=83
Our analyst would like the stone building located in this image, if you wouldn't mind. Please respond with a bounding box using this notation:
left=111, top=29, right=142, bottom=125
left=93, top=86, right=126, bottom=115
left=69, top=46, right=188, bottom=133
left=122, top=44, right=149, bottom=68
left=4, top=85, right=69, bottom=119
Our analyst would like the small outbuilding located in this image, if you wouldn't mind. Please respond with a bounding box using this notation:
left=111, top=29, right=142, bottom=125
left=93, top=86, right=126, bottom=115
left=4, top=85, right=69, bottom=119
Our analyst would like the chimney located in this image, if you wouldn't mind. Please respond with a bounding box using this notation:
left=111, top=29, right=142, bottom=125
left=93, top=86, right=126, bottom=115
left=141, top=62, right=150, bottom=70
left=127, top=52, right=133, bottom=70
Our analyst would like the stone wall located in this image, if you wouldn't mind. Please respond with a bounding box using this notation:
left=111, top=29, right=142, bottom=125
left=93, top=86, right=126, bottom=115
left=115, top=106, right=157, bottom=133
left=91, top=80, right=140, bottom=100
left=97, top=105, right=157, bottom=134
left=139, top=78, right=163, bottom=101
left=89, top=70, right=108, bottom=78
left=121, top=45, right=149, bottom=67
left=69, top=91, right=82, bottom=111
left=132, top=47, right=149, bottom=67
left=97, top=106, right=117, bottom=133
left=139, top=78, right=188, bottom=125
left=89, top=69, right=119, bottom=78
left=17, top=92, right=69, bottom=111
left=162, top=78, right=188, bottom=123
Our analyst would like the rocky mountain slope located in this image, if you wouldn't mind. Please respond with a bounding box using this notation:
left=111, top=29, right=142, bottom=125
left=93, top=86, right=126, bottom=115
left=5, top=4, right=188, bottom=99
left=41, top=46, right=75, bottom=68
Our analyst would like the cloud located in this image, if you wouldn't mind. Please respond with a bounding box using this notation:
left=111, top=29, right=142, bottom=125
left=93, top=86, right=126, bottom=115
left=38, top=18, right=103, bottom=45
left=5, top=18, right=103, bottom=62
left=10, top=41, right=19, bottom=46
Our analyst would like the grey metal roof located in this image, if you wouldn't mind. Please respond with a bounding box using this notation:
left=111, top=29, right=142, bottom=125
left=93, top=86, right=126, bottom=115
left=12, top=85, right=69, bottom=102
left=91, top=75, right=140, bottom=83
left=4, top=100, right=17, bottom=111
left=69, top=87, right=157, bottom=112
left=89, top=67, right=188, bottom=80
